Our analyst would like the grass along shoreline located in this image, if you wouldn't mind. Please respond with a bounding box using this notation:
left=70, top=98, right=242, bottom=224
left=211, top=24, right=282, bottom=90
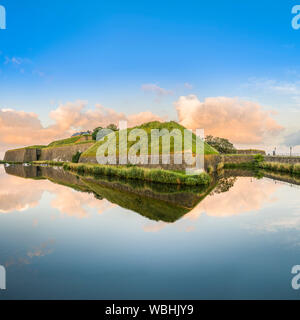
left=258, top=162, right=300, bottom=175
left=224, top=161, right=300, bottom=175
left=63, top=162, right=211, bottom=185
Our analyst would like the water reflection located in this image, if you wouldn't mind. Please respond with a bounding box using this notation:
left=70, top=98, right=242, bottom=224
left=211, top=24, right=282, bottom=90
left=3, top=165, right=216, bottom=222
left=2, top=164, right=300, bottom=226
left=4, top=239, right=55, bottom=268
left=1, top=165, right=300, bottom=299
left=0, top=165, right=113, bottom=218
left=185, top=174, right=279, bottom=220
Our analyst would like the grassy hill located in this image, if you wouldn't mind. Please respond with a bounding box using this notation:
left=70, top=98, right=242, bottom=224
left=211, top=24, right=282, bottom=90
left=82, top=121, right=218, bottom=158
left=8, top=135, right=94, bottom=152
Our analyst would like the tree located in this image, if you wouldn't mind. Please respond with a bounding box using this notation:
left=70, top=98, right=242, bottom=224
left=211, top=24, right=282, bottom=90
left=205, top=135, right=236, bottom=154
left=92, top=127, right=103, bottom=140
left=106, top=123, right=118, bottom=131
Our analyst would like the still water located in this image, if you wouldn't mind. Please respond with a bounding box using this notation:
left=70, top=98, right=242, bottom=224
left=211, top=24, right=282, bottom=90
left=1, top=164, right=300, bottom=300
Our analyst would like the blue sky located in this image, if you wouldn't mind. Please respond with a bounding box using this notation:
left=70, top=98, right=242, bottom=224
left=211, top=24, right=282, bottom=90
left=0, top=0, right=300, bottom=152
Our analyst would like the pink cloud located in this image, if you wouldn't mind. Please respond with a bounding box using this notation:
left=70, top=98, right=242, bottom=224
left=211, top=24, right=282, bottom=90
left=0, top=101, right=163, bottom=156
left=0, top=166, right=114, bottom=217
left=175, top=95, right=284, bottom=144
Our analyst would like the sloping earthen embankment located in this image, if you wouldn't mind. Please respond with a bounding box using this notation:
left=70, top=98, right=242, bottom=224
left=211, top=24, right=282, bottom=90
left=4, top=142, right=94, bottom=163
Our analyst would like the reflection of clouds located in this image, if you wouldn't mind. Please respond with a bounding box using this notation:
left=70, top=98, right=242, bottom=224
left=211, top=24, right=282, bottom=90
left=251, top=210, right=300, bottom=233
left=0, top=170, right=45, bottom=213
left=50, top=186, right=113, bottom=218
left=262, top=216, right=300, bottom=232
left=142, top=177, right=281, bottom=233
left=27, top=239, right=55, bottom=258
left=4, top=239, right=55, bottom=267
left=0, top=166, right=114, bottom=217
left=185, top=177, right=280, bottom=220
left=143, top=222, right=196, bottom=233
left=143, top=221, right=169, bottom=233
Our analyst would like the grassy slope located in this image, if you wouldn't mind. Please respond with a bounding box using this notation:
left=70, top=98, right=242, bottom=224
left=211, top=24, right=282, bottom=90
left=46, top=135, right=93, bottom=149
left=82, top=121, right=218, bottom=158
left=6, top=135, right=94, bottom=152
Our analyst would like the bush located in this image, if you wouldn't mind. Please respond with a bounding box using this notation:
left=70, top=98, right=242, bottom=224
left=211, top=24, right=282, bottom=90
left=72, top=152, right=82, bottom=163
left=72, top=151, right=82, bottom=163
left=253, top=154, right=265, bottom=166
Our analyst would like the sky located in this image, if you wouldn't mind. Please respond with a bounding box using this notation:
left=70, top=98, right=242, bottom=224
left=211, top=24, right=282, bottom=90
left=1, top=0, right=300, bottom=157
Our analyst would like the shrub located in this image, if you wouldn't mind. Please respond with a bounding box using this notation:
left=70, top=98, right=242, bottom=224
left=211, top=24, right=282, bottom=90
left=72, top=152, right=82, bottom=163
left=253, top=154, right=265, bottom=166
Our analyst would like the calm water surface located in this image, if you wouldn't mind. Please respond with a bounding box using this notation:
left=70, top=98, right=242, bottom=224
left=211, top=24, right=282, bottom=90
left=1, top=164, right=300, bottom=300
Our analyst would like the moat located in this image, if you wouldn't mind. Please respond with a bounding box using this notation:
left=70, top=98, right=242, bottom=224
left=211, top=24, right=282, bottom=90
left=1, top=164, right=300, bottom=299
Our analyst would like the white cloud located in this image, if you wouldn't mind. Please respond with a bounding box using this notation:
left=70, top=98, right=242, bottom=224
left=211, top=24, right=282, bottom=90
left=141, top=83, right=173, bottom=97
left=184, top=82, right=193, bottom=89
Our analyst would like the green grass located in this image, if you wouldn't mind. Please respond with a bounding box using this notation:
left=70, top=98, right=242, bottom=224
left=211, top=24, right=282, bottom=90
left=258, top=162, right=300, bottom=175
left=63, top=162, right=211, bottom=185
left=45, top=136, right=94, bottom=149
left=0, top=160, right=24, bottom=164
left=26, top=145, right=47, bottom=149
left=224, top=162, right=254, bottom=169
left=47, top=136, right=81, bottom=147
left=82, top=121, right=218, bottom=158
left=236, top=149, right=265, bottom=153
left=223, top=154, right=255, bottom=157
left=32, top=160, right=64, bottom=166
left=224, top=161, right=300, bottom=175
left=6, top=145, right=47, bottom=152
left=5, top=136, right=94, bottom=153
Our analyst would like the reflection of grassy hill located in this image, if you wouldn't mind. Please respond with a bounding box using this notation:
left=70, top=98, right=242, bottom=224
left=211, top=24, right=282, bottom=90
left=81, top=174, right=217, bottom=222
left=76, top=168, right=217, bottom=222
left=4, top=164, right=216, bottom=222
left=85, top=178, right=189, bottom=222
left=82, top=121, right=218, bottom=158
left=82, top=178, right=194, bottom=222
